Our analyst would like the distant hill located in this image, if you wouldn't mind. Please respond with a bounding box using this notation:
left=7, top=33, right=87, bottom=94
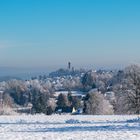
left=49, top=68, right=86, bottom=77
left=0, top=67, right=50, bottom=80
left=0, top=76, right=21, bottom=82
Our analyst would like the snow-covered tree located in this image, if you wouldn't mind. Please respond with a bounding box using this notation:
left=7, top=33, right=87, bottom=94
left=114, top=65, right=140, bottom=114
left=31, top=88, right=50, bottom=114
left=84, top=90, right=114, bottom=115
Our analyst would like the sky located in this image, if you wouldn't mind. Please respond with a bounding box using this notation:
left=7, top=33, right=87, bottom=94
left=0, top=0, right=140, bottom=71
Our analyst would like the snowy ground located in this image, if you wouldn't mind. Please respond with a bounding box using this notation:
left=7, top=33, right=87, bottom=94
left=0, top=115, right=140, bottom=140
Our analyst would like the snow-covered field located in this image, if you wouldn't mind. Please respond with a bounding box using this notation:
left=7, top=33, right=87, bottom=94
left=0, top=115, right=140, bottom=140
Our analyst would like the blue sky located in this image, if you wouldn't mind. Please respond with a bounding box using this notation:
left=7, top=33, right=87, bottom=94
left=0, top=0, right=140, bottom=70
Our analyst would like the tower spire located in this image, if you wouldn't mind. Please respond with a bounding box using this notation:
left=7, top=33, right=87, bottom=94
left=68, top=62, right=71, bottom=70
